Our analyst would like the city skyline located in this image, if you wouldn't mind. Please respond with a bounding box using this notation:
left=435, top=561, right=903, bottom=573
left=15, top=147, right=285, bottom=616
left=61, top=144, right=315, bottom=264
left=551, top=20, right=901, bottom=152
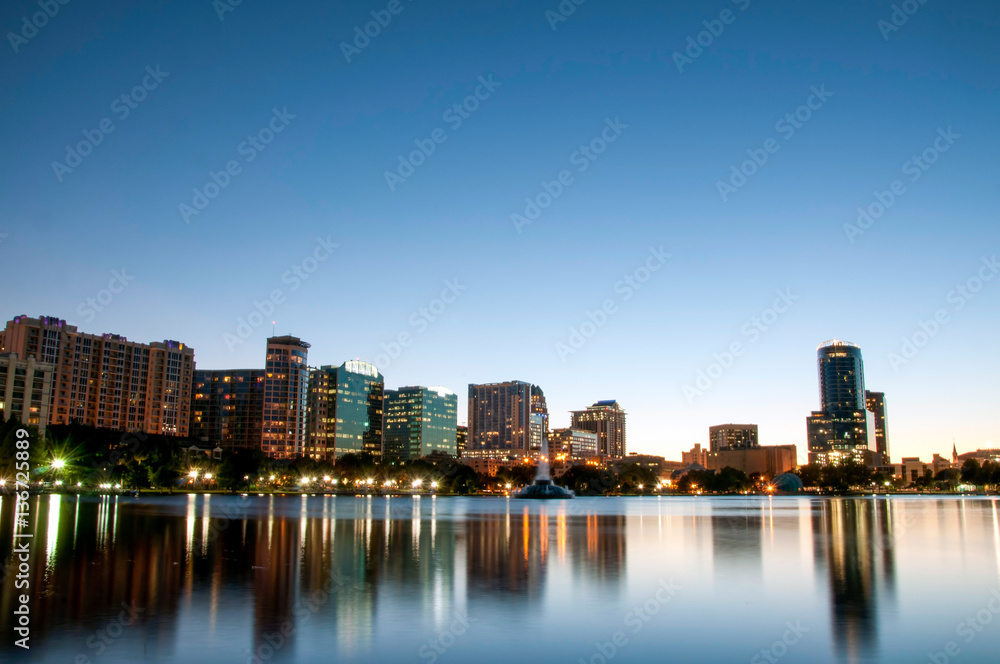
left=2, top=0, right=997, bottom=463
left=1, top=309, right=990, bottom=464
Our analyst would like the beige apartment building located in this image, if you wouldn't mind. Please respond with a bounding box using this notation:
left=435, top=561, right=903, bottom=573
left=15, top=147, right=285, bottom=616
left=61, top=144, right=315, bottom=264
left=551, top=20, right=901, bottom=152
left=0, top=315, right=195, bottom=436
left=0, top=353, right=54, bottom=433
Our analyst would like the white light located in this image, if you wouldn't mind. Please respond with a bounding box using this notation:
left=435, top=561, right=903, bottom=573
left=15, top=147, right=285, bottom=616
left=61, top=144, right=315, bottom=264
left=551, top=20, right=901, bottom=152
left=430, top=481, right=438, bottom=489
left=55, top=480, right=63, bottom=486
left=52, top=459, right=66, bottom=469
left=189, top=470, right=198, bottom=478
left=412, top=479, right=423, bottom=488
left=204, top=473, right=213, bottom=480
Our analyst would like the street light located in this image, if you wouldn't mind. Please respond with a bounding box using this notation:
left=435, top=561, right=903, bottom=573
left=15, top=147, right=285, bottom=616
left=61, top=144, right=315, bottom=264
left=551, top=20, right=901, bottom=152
left=189, top=470, right=199, bottom=478
left=51, top=459, right=66, bottom=470
left=412, top=479, right=423, bottom=488
left=430, top=481, right=438, bottom=489
left=204, top=473, right=213, bottom=480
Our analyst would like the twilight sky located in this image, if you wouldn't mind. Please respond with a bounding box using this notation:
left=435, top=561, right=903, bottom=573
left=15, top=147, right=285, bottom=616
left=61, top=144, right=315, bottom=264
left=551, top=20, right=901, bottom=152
left=2, top=0, right=998, bottom=462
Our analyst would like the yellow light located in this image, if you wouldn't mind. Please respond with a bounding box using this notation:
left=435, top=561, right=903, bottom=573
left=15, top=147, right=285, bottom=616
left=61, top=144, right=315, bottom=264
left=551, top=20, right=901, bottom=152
left=323, top=476, right=331, bottom=482
left=204, top=473, right=213, bottom=480
left=269, top=475, right=275, bottom=481
left=52, top=459, right=66, bottom=469
left=431, top=481, right=438, bottom=489
left=189, top=470, right=198, bottom=478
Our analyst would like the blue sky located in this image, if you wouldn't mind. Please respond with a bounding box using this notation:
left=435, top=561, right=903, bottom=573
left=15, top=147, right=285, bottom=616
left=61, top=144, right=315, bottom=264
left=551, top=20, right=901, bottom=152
left=2, top=0, right=998, bottom=461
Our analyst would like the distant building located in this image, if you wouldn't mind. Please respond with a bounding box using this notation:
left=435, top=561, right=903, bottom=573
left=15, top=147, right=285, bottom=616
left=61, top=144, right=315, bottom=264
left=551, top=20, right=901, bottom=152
left=956, top=448, right=1000, bottom=464
left=190, top=369, right=265, bottom=450
left=570, top=400, right=626, bottom=458
left=307, top=360, right=384, bottom=460
left=466, top=381, right=548, bottom=459
left=682, top=443, right=708, bottom=467
left=806, top=340, right=877, bottom=466
left=383, top=386, right=457, bottom=461
left=0, top=315, right=195, bottom=436
left=550, top=427, right=599, bottom=461
left=865, top=391, right=889, bottom=464
left=261, top=335, right=310, bottom=459
left=456, top=425, right=467, bottom=457
left=708, top=423, right=759, bottom=451
left=615, top=453, right=685, bottom=478
left=706, top=445, right=797, bottom=479
left=0, top=353, right=53, bottom=433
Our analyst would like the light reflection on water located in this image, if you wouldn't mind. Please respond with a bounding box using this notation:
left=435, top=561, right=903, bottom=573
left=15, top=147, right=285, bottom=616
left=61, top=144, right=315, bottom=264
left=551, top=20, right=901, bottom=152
left=1, top=495, right=999, bottom=663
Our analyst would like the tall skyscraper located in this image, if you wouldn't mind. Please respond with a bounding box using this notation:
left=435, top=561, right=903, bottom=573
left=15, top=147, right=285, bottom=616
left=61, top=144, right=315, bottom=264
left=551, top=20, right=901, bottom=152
left=570, top=400, right=626, bottom=459
left=865, top=391, right=890, bottom=465
left=466, top=381, right=548, bottom=458
left=0, top=315, right=195, bottom=435
left=383, top=386, right=457, bottom=461
left=307, top=360, right=384, bottom=460
left=190, top=369, right=265, bottom=450
left=261, top=335, right=310, bottom=459
left=806, top=340, right=876, bottom=465
left=0, top=353, right=54, bottom=433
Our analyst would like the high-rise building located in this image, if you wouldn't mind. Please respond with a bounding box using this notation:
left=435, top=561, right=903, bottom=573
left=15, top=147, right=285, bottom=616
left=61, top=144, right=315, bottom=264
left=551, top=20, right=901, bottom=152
left=307, top=360, right=384, bottom=460
left=190, top=369, right=265, bottom=450
left=0, top=315, right=195, bottom=435
left=806, top=340, right=876, bottom=466
left=466, top=381, right=548, bottom=458
left=549, top=427, right=599, bottom=461
left=261, top=336, right=310, bottom=459
left=383, top=386, right=457, bottom=461
left=570, top=400, right=626, bottom=459
left=708, top=423, right=759, bottom=451
left=0, top=353, right=54, bottom=433
left=456, top=424, right=467, bottom=458
left=865, top=391, right=889, bottom=464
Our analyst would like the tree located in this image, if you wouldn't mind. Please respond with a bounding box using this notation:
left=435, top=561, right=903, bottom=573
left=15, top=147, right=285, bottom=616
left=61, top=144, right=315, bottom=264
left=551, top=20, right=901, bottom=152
left=961, top=459, right=981, bottom=484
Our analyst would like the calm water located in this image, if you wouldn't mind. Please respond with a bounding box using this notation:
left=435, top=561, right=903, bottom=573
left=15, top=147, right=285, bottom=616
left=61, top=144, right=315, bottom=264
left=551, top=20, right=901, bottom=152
left=2, top=494, right=999, bottom=663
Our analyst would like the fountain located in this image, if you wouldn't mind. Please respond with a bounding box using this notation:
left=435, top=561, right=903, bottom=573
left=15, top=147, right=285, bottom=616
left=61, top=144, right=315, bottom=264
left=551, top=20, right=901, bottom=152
left=513, top=436, right=575, bottom=500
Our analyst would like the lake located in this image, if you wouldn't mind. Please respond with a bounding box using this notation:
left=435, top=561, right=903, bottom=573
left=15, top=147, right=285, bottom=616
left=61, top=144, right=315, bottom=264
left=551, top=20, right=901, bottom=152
left=1, top=494, right=999, bottom=663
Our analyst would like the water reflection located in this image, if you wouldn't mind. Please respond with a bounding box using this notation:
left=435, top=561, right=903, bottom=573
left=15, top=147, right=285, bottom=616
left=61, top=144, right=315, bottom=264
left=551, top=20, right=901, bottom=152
left=1, top=495, right=998, bottom=663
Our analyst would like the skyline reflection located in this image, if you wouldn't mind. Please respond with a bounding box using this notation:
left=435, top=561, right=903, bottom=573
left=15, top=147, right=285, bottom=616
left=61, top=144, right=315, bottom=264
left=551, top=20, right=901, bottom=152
left=1, top=495, right=999, bottom=663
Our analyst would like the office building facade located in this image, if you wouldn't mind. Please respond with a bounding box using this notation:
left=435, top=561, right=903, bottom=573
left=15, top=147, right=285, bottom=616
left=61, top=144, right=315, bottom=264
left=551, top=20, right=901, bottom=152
left=708, top=423, right=759, bottom=451
left=383, top=385, right=457, bottom=461
left=190, top=369, right=265, bottom=450
left=865, top=391, right=889, bottom=464
left=307, top=360, right=384, bottom=460
left=466, top=380, right=548, bottom=458
left=261, top=336, right=310, bottom=459
left=550, top=427, right=599, bottom=461
left=0, top=315, right=195, bottom=435
left=570, top=400, right=626, bottom=458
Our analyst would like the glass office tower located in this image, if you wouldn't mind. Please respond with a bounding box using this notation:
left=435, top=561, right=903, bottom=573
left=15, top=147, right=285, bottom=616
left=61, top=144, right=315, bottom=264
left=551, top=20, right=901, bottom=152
left=807, top=340, right=876, bottom=465
left=307, top=360, right=384, bottom=460
left=384, top=386, right=458, bottom=461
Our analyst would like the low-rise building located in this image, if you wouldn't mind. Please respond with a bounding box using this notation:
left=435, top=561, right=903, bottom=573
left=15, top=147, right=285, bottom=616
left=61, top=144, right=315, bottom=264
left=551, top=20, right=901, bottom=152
left=705, top=445, right=797, bottom=479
